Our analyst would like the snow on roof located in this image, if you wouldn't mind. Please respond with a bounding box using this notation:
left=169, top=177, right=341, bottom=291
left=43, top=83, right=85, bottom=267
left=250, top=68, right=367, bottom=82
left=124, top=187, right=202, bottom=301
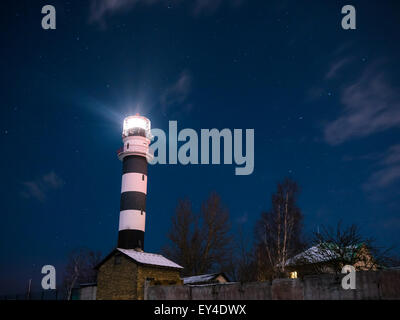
left=117, top=248, right=183, bottom=269
left=285, top=245, right=334, bottom=266
left=285, top=244, right=362, bottom=266
left=182, top=273, right=223, bottom=284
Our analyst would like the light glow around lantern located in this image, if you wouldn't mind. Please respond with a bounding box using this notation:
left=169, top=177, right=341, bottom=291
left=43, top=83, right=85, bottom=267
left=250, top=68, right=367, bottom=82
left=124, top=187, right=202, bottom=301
left=122, top=115, right=151, bottom=137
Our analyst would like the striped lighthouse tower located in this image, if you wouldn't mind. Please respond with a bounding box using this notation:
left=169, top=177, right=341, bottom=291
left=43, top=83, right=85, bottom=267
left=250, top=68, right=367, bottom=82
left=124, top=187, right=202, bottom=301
left=117, top=114, right=153, bottom=250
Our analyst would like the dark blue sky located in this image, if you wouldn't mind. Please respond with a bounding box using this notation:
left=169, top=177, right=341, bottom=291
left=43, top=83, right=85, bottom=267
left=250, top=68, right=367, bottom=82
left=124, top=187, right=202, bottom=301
left=1, top=0, right=400, bottom=294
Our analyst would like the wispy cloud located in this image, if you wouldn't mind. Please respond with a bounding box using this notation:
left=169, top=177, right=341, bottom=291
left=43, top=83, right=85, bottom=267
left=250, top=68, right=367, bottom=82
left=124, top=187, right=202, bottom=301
left=160, top=70, right=192, bottom=114
left=381, top=144, right=400, bottom=166
left=364, top=145, right=400, bottom=190
left=193, top=0, right=243, bottom=15
left=21, top=171, right=64, bottom=202
left=89, top=0, right=244, bottom=25
left=324, top=63, right=400, bottom=145
left=306, top=43, right=354, bottom=101
left=325, top=57, right=352, bottom=80
left=22, top=182, right=47, bottom=202
left=366, top=166, right=400, bottom=190
left=89, top=0, right=158, bottom=25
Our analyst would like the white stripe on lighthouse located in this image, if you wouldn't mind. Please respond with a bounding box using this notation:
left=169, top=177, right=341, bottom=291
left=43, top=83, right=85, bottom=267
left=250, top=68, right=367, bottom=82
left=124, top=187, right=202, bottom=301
left=120, top=172, right=147, bottom=194
left=119, top=210, right=146, bottom=232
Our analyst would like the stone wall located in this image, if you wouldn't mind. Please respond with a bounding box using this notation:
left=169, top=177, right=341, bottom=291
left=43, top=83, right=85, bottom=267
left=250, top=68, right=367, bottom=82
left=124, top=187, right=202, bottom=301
left=146, top=270, right=400, bottom=300
left=137, top=265, right=182, bottom=300
left=97, top=253, right=138, bottom=300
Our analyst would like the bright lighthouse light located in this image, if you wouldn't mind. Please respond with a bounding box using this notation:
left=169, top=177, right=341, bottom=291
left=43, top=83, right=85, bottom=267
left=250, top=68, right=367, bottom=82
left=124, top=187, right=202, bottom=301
left=124, top=116, right=148, bottom=131
left=122, top=115, right=151, bottom=137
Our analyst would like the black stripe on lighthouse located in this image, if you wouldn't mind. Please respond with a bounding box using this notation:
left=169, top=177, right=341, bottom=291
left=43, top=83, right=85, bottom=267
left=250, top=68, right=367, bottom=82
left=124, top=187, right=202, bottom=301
left=118, top=155, right=148, bottom=250
left=123, top=155, right=148, bottom=175
left=120, top=192, right=146, bottom=211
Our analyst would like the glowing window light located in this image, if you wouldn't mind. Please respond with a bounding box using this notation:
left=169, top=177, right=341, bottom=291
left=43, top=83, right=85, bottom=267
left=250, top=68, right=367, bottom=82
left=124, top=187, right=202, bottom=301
left=290, top=271, right=298, bottom=279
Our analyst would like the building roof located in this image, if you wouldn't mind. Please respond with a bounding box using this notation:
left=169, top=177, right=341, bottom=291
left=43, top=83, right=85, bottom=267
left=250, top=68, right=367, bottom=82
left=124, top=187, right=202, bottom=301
left=94, top=248, right=183, bottom=270
left=79, top=282, right=97, bottom=288
left=182, top=273, right=229, bottom=285
left=117, top=248, right=183, bottom=269
left=285, top=243, right=363, bottom=267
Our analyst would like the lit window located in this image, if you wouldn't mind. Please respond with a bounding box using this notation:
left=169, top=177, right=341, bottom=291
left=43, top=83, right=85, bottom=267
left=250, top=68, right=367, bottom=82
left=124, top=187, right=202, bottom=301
left=290, top=271, right=298, bottom=279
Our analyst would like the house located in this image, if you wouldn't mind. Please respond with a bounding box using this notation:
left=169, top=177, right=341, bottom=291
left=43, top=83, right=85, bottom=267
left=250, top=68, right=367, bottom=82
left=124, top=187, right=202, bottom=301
left=95, top=248, right=183, bottom=300
left=182, top=273, right=230, bottom=285
left=284, top=243, right=376, bottom=278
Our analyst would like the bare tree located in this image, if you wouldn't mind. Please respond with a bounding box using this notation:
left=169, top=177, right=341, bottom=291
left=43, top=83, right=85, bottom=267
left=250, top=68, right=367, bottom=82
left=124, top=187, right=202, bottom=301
left=163, top=192, right=233, bottom=276
left=162, top=199, right=201, bottom=276
left=198, top=192, right=232, bottom=273
left=62, top=248, right=102, bottom=300
left=296, top=222, right=395, bottom=274
left=254, top=178, right=305, bottom=280
left=229, top=225, right=257, bottom=282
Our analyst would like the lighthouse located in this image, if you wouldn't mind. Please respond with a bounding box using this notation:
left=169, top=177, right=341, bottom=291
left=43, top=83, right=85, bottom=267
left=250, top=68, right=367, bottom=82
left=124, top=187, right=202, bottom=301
left=116, top=114, right=153, bottom=250
left=94, top=114, right=183, bottom=300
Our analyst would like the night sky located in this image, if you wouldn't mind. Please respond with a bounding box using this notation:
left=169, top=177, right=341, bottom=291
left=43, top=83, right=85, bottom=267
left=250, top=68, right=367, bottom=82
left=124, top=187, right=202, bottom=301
left=1, top=0, right=400, bottom=294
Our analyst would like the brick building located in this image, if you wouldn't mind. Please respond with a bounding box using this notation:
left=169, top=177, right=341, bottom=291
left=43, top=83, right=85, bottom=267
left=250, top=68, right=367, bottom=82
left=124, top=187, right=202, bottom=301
left=95, top=248, right=183, bottom=300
